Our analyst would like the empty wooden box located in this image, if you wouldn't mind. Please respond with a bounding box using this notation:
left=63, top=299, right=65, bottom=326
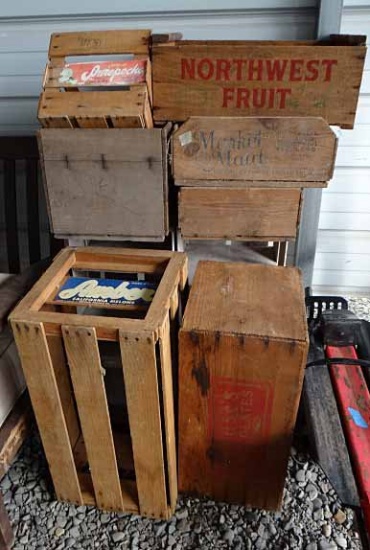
left=38, top=30, right=153, bottom=129
left=179, top=261, right=308, bottom=510
left=38, top=126, right=171, bottom=241
left=10, top=247, right=188, bottom=518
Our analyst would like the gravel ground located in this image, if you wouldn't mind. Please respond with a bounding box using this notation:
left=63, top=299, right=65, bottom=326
left=1, top=296, right=369, bottom=550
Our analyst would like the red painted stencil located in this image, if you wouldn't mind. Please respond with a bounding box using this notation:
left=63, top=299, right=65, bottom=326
left=208, top=376, right=273, bottom=444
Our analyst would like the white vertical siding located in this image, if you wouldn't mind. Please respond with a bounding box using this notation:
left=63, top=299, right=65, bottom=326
left=313, top=2, right=370, bottom=295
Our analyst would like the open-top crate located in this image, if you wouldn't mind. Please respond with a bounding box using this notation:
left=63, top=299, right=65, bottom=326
left=9, top=247, right=188, bottom=518
left=38, top=30, right=153, bottom=129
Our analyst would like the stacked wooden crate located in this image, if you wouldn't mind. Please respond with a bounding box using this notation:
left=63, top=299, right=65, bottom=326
left=172, top=116, right=338, bottom=258
left=37, top=30, right=170, bottom=242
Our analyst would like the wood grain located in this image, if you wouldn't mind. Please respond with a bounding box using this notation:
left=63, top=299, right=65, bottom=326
left=159, top=315, right=177, bottom=511
left=38, top=88, right=152, bottom=129
left=173, top=117, right=337, bottom=183
left=0, top=491, right=13, bottom=550
left=175, top=179, right=326, bottom=189
left=152, top=41, right=365, bottom=128
left=119, top=332, right=168, bottom=518
left=11, top=321, right=82, bottom=504
left=49, top=30, right=151, bottom=58
left=179, top=187, right=301, bottom=240
left=179, top=261, right=308, bottom=510
left=38, top=128, right=167, bottom=239
left=63, top=326, right=124, bottom=511
left=0, top=392, right=31, bottom=480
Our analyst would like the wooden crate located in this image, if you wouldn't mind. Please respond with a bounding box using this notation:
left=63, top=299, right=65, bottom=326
left=152, top=35, right=366, bottom=128
left=178, top=187, right=302, bottom=240
left=179, top=261, right=308, bottom=510
left=173, top=117, right=337, bottom=186
left=9, top=247, right=188, bottom=518
left=38, top=127, right=171, bottom=241
left=38, top=30, right=153, bottom=129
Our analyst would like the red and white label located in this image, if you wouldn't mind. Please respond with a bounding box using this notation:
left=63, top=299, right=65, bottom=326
left=58, top=60, right=146, bottom=86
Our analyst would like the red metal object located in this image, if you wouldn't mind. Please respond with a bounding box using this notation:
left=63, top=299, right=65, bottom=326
left=326, top=345, right=370, bottom=533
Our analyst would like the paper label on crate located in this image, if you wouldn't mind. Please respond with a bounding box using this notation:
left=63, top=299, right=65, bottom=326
left=58, top=60, right=147, bottom=86
left=55, top=277, right=156, bottom=306
left=178, top=131, right=193, bottom=147
left=209, top=377, right=273, bottom=443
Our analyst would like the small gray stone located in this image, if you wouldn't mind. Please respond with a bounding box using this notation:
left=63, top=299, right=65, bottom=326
left=313, top=498, right=323, bottom=511
left=306, top=483, right=319, bottom=501
left=223, top=529, right=235, bottom=544
left=112, top=532, right=125, bottom=543
left=296, top=470, right=306, bottom=483
left=306, top=543, right=318, bottom=550
left=70, top=526, right=80, bottom=538
left=56, top=516, right=68, bottom=528
left=255, top=536, right=267, bottom=550
left=324, top=505, right=333, bottom=519
left=322, top=524, right=332, bottom=538
left=175, top=508, right=188, bottom=520
left=313, top=508, right=324, bottom=521
left=65, top=538, right=76, bottom=548
left=334, top=536, right=348, bottom=549
left=167, top=534, right=176, bottom=547
left=284, top=517, right=295, bottom=531
left=100, top=513, right=110, bottom=524
left=219, top=514, right=226, bottom=525
left=168, top=523, right=176, bottom=534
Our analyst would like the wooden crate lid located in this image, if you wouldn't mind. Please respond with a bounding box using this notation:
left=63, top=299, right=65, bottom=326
left=182, top=261, right=308, bottom=343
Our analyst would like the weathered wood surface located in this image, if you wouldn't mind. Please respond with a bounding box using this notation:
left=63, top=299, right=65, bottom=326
left=0, top=491, right=13, bottom=550
left=48, top=30, right=151, bottom=58
left=38, top=129, right=168, bottom=240
left=152, top=38, right=366, bottom=128
left=11, top=322, right=83, bottom=504
left=0, top=392, right=31, bottom=480
left=179, top=261, right=308, bottom=510
left=63, top=326, right=124, bottom=511
left=179, top=187, right=302, bottom=240
left=38, top=89, right=152, bottom=129
left=173, top=117, right=337, bottom=183
left=119, top=332, right=169, bottom=518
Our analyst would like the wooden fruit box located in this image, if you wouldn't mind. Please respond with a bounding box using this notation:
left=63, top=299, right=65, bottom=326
left=179, top=261, right=308, bottom=510
left=38, top=126, right=171, bottom=241
left=178, top=187, right=302, bottom=241
left=152, top=35, right=366, bottom=128
left=173, top=117, right=337, bottom=186
left=38, top=30, right=153, bottom=129
left=9, top=247, right=188, bottom=518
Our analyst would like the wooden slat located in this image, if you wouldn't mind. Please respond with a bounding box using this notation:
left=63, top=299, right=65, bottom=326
left=119, top=331, right=168, bottom=518
left=63, top=326, right=123, bottom=511
left=75, top=117, right=108, bottom=129
left=48, top=30, right=151, bottom=58
left=0, top=491, right=13, bottom=550
left=3, top=159, right=19, bottom=274
left=26, top=158, right=41, bottom=265
left=304, top=366, right=360, bottom=506
left=38, top=89, right=149, bottom=125
left=152, top=42, right=366, bottom=128
left=11, top=321, right=82, bottom=504
left=175, top=179, right=327, bottom=188
left=0, top=392, right=32, bottom=480
left=179, top=187, right=301, bottom=240
left=9, top=248, right=75, bottom=315
left=158, top=315, right=177, bottom=512
left=173, top=117, right=337, bottom=183
left=146, top=253, right=187, bottom=326
left=47, top=335, right=80, bottom=448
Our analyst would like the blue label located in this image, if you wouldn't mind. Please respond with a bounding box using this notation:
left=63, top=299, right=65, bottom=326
left=348, top=407, right=368, bottom=429
left=55, top=277, right=156, bottom=306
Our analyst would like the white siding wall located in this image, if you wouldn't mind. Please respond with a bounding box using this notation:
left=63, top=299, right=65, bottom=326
left=313, top=2, right=370, bottom=295
left=0, top=1, right=317, bottom=135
